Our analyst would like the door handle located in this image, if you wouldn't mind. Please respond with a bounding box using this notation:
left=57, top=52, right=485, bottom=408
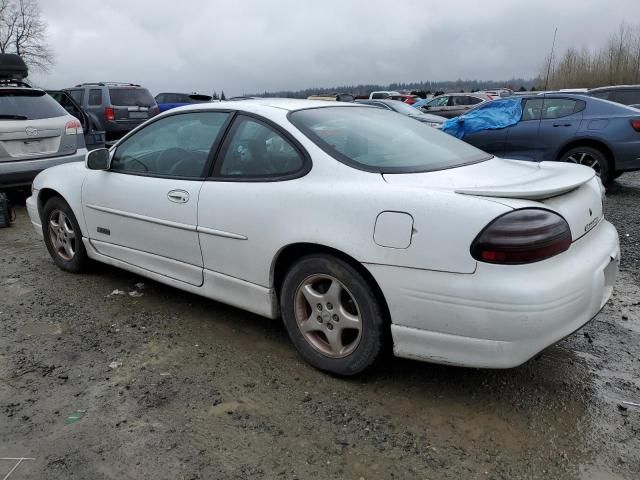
left=553, top=123, right=572, bottom=127
left=167, top=190, right=189, bottom=203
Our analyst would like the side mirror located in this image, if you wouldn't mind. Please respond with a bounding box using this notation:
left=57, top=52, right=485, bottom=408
left=86, top=148, right=111, bottom=170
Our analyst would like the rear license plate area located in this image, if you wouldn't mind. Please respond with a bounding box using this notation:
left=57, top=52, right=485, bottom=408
left=129, top=112, right=148, bottom=119
left=22, top=140, right=43, bottom=154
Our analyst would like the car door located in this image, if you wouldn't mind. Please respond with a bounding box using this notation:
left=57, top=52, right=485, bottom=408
left=502, top=98, right=542, bottom=161
left=197, top=114, right=310, bottom=289
left=82, top=110, right=232, bottom=285
left=535, top=97, right=584, bottom=161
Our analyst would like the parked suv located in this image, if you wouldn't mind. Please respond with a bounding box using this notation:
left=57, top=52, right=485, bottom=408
left=0, top=54, right=87, bottom=190
left=65, top=82, right=159, bottom=141
left=420, top=92, right=493, bottom=118
left=589, top=85, right=640, bottom=109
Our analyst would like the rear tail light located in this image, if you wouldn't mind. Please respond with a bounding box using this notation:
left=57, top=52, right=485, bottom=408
left=150, top=105, right=159, bottom=117
left=65, top=119, right=83, bottom=136
left=104, top=106, right=115, bottom=121
left=471, top=208, right=571, bottom=265
left=630, top=119, right=640, bottom=132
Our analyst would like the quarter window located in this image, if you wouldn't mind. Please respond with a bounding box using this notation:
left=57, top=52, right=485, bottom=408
left=110, top=112, right=230, bottom=178
left=427, top=96, right=449, bottom=107
left=217, top=116, right=305, bottom=178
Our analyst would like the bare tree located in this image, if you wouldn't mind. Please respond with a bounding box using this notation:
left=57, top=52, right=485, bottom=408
left=540, top=22, right=640, bottom=89
left=0, top=0, right=53, bottom=71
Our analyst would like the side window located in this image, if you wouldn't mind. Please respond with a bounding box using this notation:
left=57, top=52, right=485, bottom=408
left=468, top=96, right=484, bottom=105
left=155, top=94, right=165, bottom=104
left=110, top=112, right=230, bottom=178
left=88, top=89, right=102, bottom=106
left=522, top=98, right=544, bottom=121
left=452, top=96, right=470, bottom=106
left=68, top=89, right=84, bottom=104
left=612, top=90, right=640, bottom=105
left=428, top=96, right=448, bottom=107
left=541, top=99, right=582, bottom=119
left=591, top=91, right=611, bottom=100
left=217, top=116, right=306, bottom=178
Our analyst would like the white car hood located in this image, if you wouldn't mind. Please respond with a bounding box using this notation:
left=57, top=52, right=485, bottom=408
left=383, top=157, right=594, bottom=200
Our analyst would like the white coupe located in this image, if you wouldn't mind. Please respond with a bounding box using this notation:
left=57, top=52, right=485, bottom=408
left=26, top=99, right=620, bottom=376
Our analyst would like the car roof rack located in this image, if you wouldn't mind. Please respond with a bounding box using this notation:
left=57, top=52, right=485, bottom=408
left=74, top=82, right=141, bottom=87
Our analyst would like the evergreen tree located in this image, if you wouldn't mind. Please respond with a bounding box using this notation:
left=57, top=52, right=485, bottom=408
left=220, top=91, right=226, bottom=100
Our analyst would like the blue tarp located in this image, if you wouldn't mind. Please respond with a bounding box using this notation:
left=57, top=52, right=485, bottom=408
left=441, top=97, right=522, bottom=139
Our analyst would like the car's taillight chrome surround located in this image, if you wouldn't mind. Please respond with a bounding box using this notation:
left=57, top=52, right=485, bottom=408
left=471, top=208, right=572, bottom=265
left=65, top=119, right=83, bottom=136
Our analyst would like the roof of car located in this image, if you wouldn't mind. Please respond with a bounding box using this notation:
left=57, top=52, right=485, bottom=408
left=178, top=97, right=360, bottom=112
left=589, top=85, right=640, bottom=91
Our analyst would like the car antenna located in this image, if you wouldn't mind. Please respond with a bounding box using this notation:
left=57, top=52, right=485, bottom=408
left=543, top=27, right=557, bottom=92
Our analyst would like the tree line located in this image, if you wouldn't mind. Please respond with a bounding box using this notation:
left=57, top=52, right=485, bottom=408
left=541, top=23, right=640, bottom=89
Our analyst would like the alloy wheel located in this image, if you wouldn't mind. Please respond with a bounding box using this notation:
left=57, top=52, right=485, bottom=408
left=565, top=151, right=602, bottom=176
left=293, top=274, right=362, bottom=358
left=48, top=209, right=77, bottom=261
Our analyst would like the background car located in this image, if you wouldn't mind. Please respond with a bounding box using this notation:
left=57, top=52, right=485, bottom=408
left=154, top=92, right=213, bottom=113
left=65, top=82, right=159, bottom=141
left=369, top=90, right=401, bottom=99
left=355, top=98, right=446, bottom=127
left=420, top=92, right=493, bottom=118
left=588, top=85, right=640, bottom=109
left=446, top=94, right=640, bottom=183
left=47, top=90, right=106, bottom=150
left=0, top=54, right=87, bottom=190
left=26, top=99, right=618, bottom=377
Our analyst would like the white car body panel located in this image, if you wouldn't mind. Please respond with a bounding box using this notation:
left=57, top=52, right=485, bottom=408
left=27, top=98, right=620, bottom=369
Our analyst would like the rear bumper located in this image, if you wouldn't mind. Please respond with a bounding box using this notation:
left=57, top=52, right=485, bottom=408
left=366, top=220, right=620, bottom=368
left=26, top=194, right=42, bottom=237
left=0, top=149, right=86, bottom=189
left=612, top=139, right=640, bottom=171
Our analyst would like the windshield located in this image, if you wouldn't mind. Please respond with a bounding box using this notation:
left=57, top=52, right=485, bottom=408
left=108, top=88, right=155, bottom=107
left=0, top=90, right=68, bottom=120
left=289, top=106, right=491, bottom=173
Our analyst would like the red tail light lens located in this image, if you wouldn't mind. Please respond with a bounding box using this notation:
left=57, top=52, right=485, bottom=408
left=64, top=119, right=83, bottom=135
left=471, top=209, right=572, bottom=265
left=630, top=119, right=640, bottom=132
left=104, top=106, right=115, bottom=121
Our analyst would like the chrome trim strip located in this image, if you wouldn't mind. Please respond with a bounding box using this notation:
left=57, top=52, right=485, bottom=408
left=85, top=204, right=196, bottom=231
left=197, top=226, right=248, bottom=240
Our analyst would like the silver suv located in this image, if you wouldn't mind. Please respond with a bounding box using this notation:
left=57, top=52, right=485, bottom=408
left=0, top=54, right=87, bottom=190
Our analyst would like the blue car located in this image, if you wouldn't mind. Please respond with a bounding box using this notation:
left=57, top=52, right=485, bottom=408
left=154, top=92, right=212, bottom=113
left=444, top=94, right=640, bottom=183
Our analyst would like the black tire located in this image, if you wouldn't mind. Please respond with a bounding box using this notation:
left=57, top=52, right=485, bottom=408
left=559, top=146, right=611, bottom=184
left=613, top=171, right=624, bottom=180
left=42, top=196, right=89, bottom=273
left=280, top=254, right=385, bottom=376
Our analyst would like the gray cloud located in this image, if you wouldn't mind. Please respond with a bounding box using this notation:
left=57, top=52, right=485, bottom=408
left=30, top=0, right=637, bottom=96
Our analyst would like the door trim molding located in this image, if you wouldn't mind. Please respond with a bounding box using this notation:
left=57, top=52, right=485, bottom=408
left=196, top=226, right=248, bottom=240
left=85, top=204, right=196, bottom=231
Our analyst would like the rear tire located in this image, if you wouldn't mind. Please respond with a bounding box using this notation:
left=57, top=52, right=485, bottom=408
left=280, top=254, right=385, bottom=376
left=559, top=146, right=611, bottom=184
left=42, top=196, right=89, bottom=273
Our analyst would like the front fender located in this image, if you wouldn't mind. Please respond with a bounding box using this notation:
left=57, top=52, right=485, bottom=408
left=33, top=162, right=89, bottom=236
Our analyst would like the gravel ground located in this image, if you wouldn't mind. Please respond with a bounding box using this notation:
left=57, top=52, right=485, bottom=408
left=1, top=173, right=639, bottom=479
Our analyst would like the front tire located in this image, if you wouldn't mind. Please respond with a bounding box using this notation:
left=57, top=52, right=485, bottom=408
left=280, top=254, right=385, bottom=376
left=42, top=196, right=89, bottom=273
left=560, top=146, right=611, bottom=184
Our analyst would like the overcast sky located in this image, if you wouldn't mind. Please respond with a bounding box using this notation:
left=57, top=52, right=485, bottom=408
left=30, top=0, right=636, bottom=96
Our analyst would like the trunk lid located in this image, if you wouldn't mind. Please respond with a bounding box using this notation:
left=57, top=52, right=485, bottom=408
left=0, top=116, right=77, bottom=162
left=383, top=157, right=603, bottom=241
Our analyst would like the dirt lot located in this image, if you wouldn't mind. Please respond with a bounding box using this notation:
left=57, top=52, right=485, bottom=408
left=1, top=173, right=639, bottom=480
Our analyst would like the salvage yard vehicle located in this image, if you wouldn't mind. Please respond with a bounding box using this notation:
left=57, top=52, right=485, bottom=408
left=355, top=98, right=446, bottom=127
left=0, top=54, right=88, bottom=191
left=443, top=94, right=640, bottom=184
left=26, top=99, right=620, bottom=376
left=154, top=92, right=212, bottom=113
left=65, top=82, right=159, bottom=141
left=588, top=85, right=640, bottom=109
left=420, top=92, right=493, bottom=118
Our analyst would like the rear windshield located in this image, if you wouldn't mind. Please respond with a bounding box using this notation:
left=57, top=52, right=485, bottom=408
left=289, top=106, right=491, bottom=173
left=108, top=88, right=155, bottom=107
left=0, top=90, right=68, bottom=120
